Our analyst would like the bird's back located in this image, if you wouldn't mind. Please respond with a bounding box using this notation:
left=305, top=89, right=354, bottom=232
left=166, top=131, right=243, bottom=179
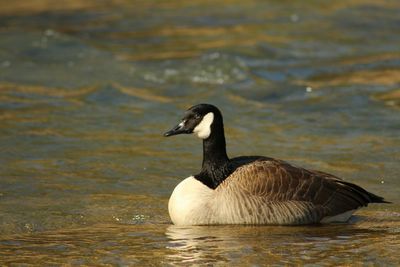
left=212, top=157, right=386, bottom=225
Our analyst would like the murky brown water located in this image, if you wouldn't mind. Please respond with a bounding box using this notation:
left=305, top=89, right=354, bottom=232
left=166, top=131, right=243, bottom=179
left=0, top=0, right=399, bottom=265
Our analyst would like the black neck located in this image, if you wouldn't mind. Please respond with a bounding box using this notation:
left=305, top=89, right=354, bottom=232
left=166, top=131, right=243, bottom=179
left=195, top=118, right=231, bottom=189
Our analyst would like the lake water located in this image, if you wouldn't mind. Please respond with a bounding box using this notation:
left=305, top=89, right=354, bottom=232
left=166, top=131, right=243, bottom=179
left=0, top=0, right=399, bottom=265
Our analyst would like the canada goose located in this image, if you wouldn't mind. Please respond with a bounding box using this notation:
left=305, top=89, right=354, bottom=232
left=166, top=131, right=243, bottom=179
left=164, top=104, right=389, bottom=225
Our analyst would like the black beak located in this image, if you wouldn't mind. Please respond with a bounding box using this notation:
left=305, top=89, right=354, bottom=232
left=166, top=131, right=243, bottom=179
left=164, top=123, right=188, bottom=137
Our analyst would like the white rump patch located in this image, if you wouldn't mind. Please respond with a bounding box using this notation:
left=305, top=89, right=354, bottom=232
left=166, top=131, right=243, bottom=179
left=320, top=209, right=357, bottom=223
left=193, top=112, right=214, bottom=139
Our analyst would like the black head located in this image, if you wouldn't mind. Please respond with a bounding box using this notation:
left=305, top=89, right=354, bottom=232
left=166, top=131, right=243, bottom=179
left=164, top=104, right=222, bottom=139
left=164, top=104, right=230, bottom=189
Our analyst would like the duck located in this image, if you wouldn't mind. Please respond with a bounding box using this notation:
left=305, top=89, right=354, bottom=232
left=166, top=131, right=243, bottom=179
left=164, top=103, right=389, bottom=225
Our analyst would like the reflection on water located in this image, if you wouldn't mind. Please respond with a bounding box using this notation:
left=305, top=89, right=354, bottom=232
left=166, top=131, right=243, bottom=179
left=374, top=88, right=400, bottom=109
left=1, top=215, right=400, bottom=265
left=165, top=217, right=400, bottom=265
left=0, top=0, right=399, bottom=265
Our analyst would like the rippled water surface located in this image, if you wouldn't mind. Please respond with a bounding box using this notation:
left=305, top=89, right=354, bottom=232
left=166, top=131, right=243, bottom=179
left=1, top=0, right=399, bottom=265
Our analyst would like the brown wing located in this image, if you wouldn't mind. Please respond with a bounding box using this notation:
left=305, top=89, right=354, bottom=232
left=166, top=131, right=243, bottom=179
left=222, top=157, right=387, bottom=219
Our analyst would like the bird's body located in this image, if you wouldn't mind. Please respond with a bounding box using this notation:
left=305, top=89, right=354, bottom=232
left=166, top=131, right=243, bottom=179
left=164, top=104, right=388, bottom=226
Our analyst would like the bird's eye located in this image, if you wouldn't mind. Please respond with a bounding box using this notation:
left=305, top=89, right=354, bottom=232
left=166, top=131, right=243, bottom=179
left=194, top=114, right=201, bottom=119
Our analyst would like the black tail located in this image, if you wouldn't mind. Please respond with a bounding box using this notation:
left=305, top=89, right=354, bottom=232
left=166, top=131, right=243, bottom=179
left=338, top=180, right=391, bottom=204
left=367, top=191, right=391, bottom=204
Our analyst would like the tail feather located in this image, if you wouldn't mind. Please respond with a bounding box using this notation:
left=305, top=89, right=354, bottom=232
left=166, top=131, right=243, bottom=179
left=367, top=191, right=391, bottom=203
left=337, top=180, right=391, bottom=204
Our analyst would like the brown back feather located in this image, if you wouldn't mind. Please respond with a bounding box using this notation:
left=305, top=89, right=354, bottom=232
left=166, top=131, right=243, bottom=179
left=221, top=157, right=388, bottom=218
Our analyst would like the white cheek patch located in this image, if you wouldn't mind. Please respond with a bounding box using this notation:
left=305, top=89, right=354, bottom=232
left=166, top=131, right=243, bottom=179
left=193, top=112, right=214, bottom=139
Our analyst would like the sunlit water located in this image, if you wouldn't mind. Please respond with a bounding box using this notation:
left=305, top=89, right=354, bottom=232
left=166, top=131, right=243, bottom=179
left=0, top=0, right=399, bottom=265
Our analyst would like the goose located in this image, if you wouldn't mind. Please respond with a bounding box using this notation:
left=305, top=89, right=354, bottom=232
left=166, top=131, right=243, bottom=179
left=164, top=104, right=389, bottom=225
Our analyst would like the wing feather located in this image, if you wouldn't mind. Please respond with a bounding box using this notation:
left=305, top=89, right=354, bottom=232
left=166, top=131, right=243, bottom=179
left=218, top=157, right=387, bottom=222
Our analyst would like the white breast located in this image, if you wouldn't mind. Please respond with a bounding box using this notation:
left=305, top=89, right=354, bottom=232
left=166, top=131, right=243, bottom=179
left=168, top=176, right=214, bottom=225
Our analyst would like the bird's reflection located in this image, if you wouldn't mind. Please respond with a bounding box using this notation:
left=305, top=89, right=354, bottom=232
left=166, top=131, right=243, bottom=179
left=165, top=225, right=240, bottom=264
left=164, top=224, right=312, bottom=264
left=163, top=220, right=392, bottom=265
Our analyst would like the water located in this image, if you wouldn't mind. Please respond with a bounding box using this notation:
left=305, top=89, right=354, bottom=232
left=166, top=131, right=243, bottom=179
left=0, top=0, right=399, bottom=265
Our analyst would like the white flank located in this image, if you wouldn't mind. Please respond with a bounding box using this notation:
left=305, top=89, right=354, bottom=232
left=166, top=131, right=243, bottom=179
left=193, top=112, right=214, bottom=139
left=168, top=176, right=214, bottom=225
left=320, top=209, right=357, bottom=223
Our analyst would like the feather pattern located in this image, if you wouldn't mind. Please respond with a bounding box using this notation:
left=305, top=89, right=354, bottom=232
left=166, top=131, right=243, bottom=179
left=208, top=157, right=384, bottom=224
left=165, top=104, right=389, bottom=225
